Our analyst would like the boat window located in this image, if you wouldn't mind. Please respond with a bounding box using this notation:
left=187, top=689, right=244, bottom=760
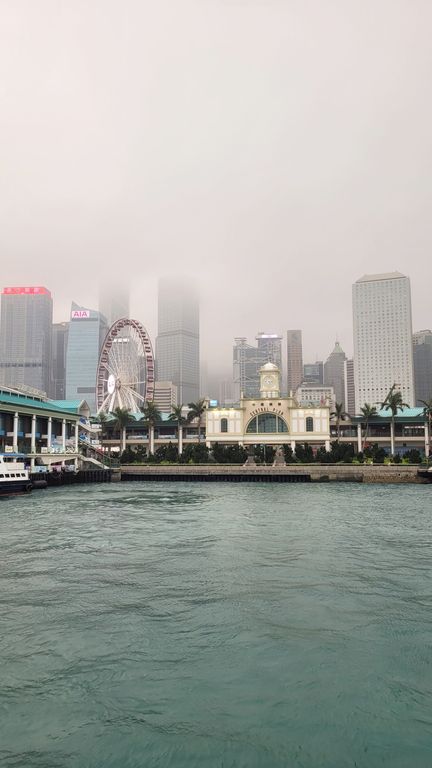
left=10, top=473, right=15, bottom=478
left=0, top=474, right=4, bottom=478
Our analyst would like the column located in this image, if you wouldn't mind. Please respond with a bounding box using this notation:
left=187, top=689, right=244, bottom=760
left=290, top=440, right=296, bottom=452
left=75, top=422, right=79, bottom=453
left=47, top=417, right=52, bottom=450
left=31, top=414, right=36, bottom=454
left=325, top=440, right=330, bottom=452
left=13, top=412, right=19, bottom=452
left=62, top=419, right=66, bottom=451
left=178, top=426, right=183, bottom=456
left=357, top=423, right=362, bottom=453
left=425, top=420, right=430, bottom=458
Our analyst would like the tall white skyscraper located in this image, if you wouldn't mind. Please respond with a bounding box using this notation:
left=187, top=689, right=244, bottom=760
left=353, top=272, right=415, bottom=409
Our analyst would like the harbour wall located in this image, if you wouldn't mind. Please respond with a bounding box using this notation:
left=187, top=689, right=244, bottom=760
left=120, top=464, right=430, bottom=484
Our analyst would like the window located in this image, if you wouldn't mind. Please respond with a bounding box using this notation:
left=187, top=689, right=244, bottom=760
left=306, top=416, right=314, bottom=432
left=246, top=414, right=289, bottom=434
left=220, top=418, right=228, bottom=433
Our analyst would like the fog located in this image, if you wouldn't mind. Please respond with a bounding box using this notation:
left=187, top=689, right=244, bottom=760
left=1, top=0, right=431, bottom=379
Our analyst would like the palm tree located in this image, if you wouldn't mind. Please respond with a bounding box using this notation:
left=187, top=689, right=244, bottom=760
left=140, top=401, right=161, bottom=456
left=381, top=385, right=409, bottom=457
left=360, top=403, right=378, bottom=451
left=97, top=410, right=109, bottom=439
left=112, top=407, right=130, bottom=453
left=330, top=402, right=348, bottom=440
left=420, top=398, right=432, bottom=459
left=187, top=399, right=207, bottom=443
left=169, top=404, right=186, bottom=457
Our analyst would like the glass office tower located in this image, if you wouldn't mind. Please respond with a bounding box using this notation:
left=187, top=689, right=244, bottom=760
left=65, top=303, right=107, bottom=412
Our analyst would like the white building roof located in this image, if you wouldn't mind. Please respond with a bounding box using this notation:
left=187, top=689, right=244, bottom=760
left=355, top=271, right=406, bottom=283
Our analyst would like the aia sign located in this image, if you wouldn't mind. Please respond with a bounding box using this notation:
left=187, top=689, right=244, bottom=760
left=71, top=309, right=90, bottom=319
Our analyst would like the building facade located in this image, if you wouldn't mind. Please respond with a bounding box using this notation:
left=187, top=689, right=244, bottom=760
left=65, top=303, right=108, bottom=413
left=256, top=332, right=283, bottom=370
left=206, top=363, right=330, bottom=450
left=324, top=341, right=347, bottom=408
left=344, top=358, right=356, bottom=415
left=0, top=286, right=53, bottom=395
left=153, top=381, right=178, bottom=413
left=303, top=361, right=324, bottom=385
left=295, top=384, right=335, bottom=408
left=413, top=330, right=432, bottom=405
left=287, top=330, right=303, bottom=394
left=156, top=277, right=200, bottom=405
left=51, top=322, right=68, bottom=400
left=353, top=272, right=415, bottom=408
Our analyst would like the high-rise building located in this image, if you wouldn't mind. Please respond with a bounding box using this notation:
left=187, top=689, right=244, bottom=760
left=51, top=322, right=69, bottom=399
left=295, top=383, right=335, bottom=408
left=324, top=341, right=347, bottom=408
left=353, top=272, right=415, bottom=408
left=256, top=332, right=283, bottom=370
left=156, top=277, right=200, bottom=405
left=344, top=358, right=355, bottom=415
left=413, top=330, right=432, bottom=405
left=287, top=330, right=303, bottom=394
left=99, top=282, right=129, bottom=328
left=303, top=361, right=324, bottom=385
left=153, top=381, right=178, bottom=413
left=65, top=303, right=108, bottom=412
left=0, top=286, right=53, bottom=394
left=233, top=338, right=260, bottom=398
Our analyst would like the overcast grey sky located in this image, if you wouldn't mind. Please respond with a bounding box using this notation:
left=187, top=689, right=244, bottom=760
left=1, top=0, right=431, bottom=377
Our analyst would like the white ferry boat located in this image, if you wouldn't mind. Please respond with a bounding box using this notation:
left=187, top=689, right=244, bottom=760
left=0, top=454, right=32, bottom=496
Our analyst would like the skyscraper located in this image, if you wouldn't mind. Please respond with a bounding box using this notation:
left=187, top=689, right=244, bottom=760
left=0, top=286, right=53, bottom=394
left=324, top=341, right=347, bottom=408
left=51, top=322, right=69, bottom=399
left=344, top=358, right=355, bottom=415
left=353, top=272, right=415, bottom=408
left=156, top=277, right=200, bottom=405
left=413, top=330, right=432, bottom=405
left=287, top=330, right=303, bottom=394
left=256, top=332, right=283, bottom=370
left=99, top=282, right=129, bottom=328
left=303, top=361, right=324, bottom=385
left=65, top=303, right=108, bottom=412
left=233, top=337, right=261, bottom=398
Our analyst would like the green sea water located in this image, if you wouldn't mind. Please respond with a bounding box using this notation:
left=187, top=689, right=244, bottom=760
left=1, top=482, right=431, bottom=767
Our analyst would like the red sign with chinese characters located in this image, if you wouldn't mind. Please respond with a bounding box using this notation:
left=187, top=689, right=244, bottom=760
left=2, top=286, right=51, bottom=296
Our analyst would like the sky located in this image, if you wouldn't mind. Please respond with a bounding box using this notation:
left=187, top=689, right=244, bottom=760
left=1, top=0, right=431, bottom=379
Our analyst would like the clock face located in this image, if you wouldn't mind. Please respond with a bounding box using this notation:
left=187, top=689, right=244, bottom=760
left=263, top=375, right=275, bottom=387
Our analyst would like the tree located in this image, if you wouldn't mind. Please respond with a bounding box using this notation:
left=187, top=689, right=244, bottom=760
left=420, top=398, right=432, bottom=458
left=360, top=403, right=378, bottom=451
left=331, top=402, right=348, bottom=440
left=140, top=401, right=162, bottom=456
left=112, top=407, right=131, bottom=453
left=187, top=399, right=207, bottom=443
left=97, top=410, right=109, bottom=441
left=381, top=385, right=409, bottom=457
left=169, top=404, right=186, bottom=456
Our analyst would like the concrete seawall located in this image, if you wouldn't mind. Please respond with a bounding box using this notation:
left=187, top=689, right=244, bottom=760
left=120, top=464, right=431, bottom=484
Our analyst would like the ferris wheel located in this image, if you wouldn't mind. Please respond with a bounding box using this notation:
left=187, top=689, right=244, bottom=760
left=96, top=318, right=155, bottom=413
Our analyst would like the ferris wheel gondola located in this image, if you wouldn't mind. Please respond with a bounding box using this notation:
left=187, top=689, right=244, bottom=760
left=96, top=318, right=155, bottom=413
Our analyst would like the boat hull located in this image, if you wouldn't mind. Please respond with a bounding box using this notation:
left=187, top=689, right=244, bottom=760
left=0, top=480, right=32, bottom=496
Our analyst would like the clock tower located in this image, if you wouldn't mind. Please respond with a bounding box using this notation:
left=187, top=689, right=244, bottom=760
left=259, top=362, right=281, bottom=399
